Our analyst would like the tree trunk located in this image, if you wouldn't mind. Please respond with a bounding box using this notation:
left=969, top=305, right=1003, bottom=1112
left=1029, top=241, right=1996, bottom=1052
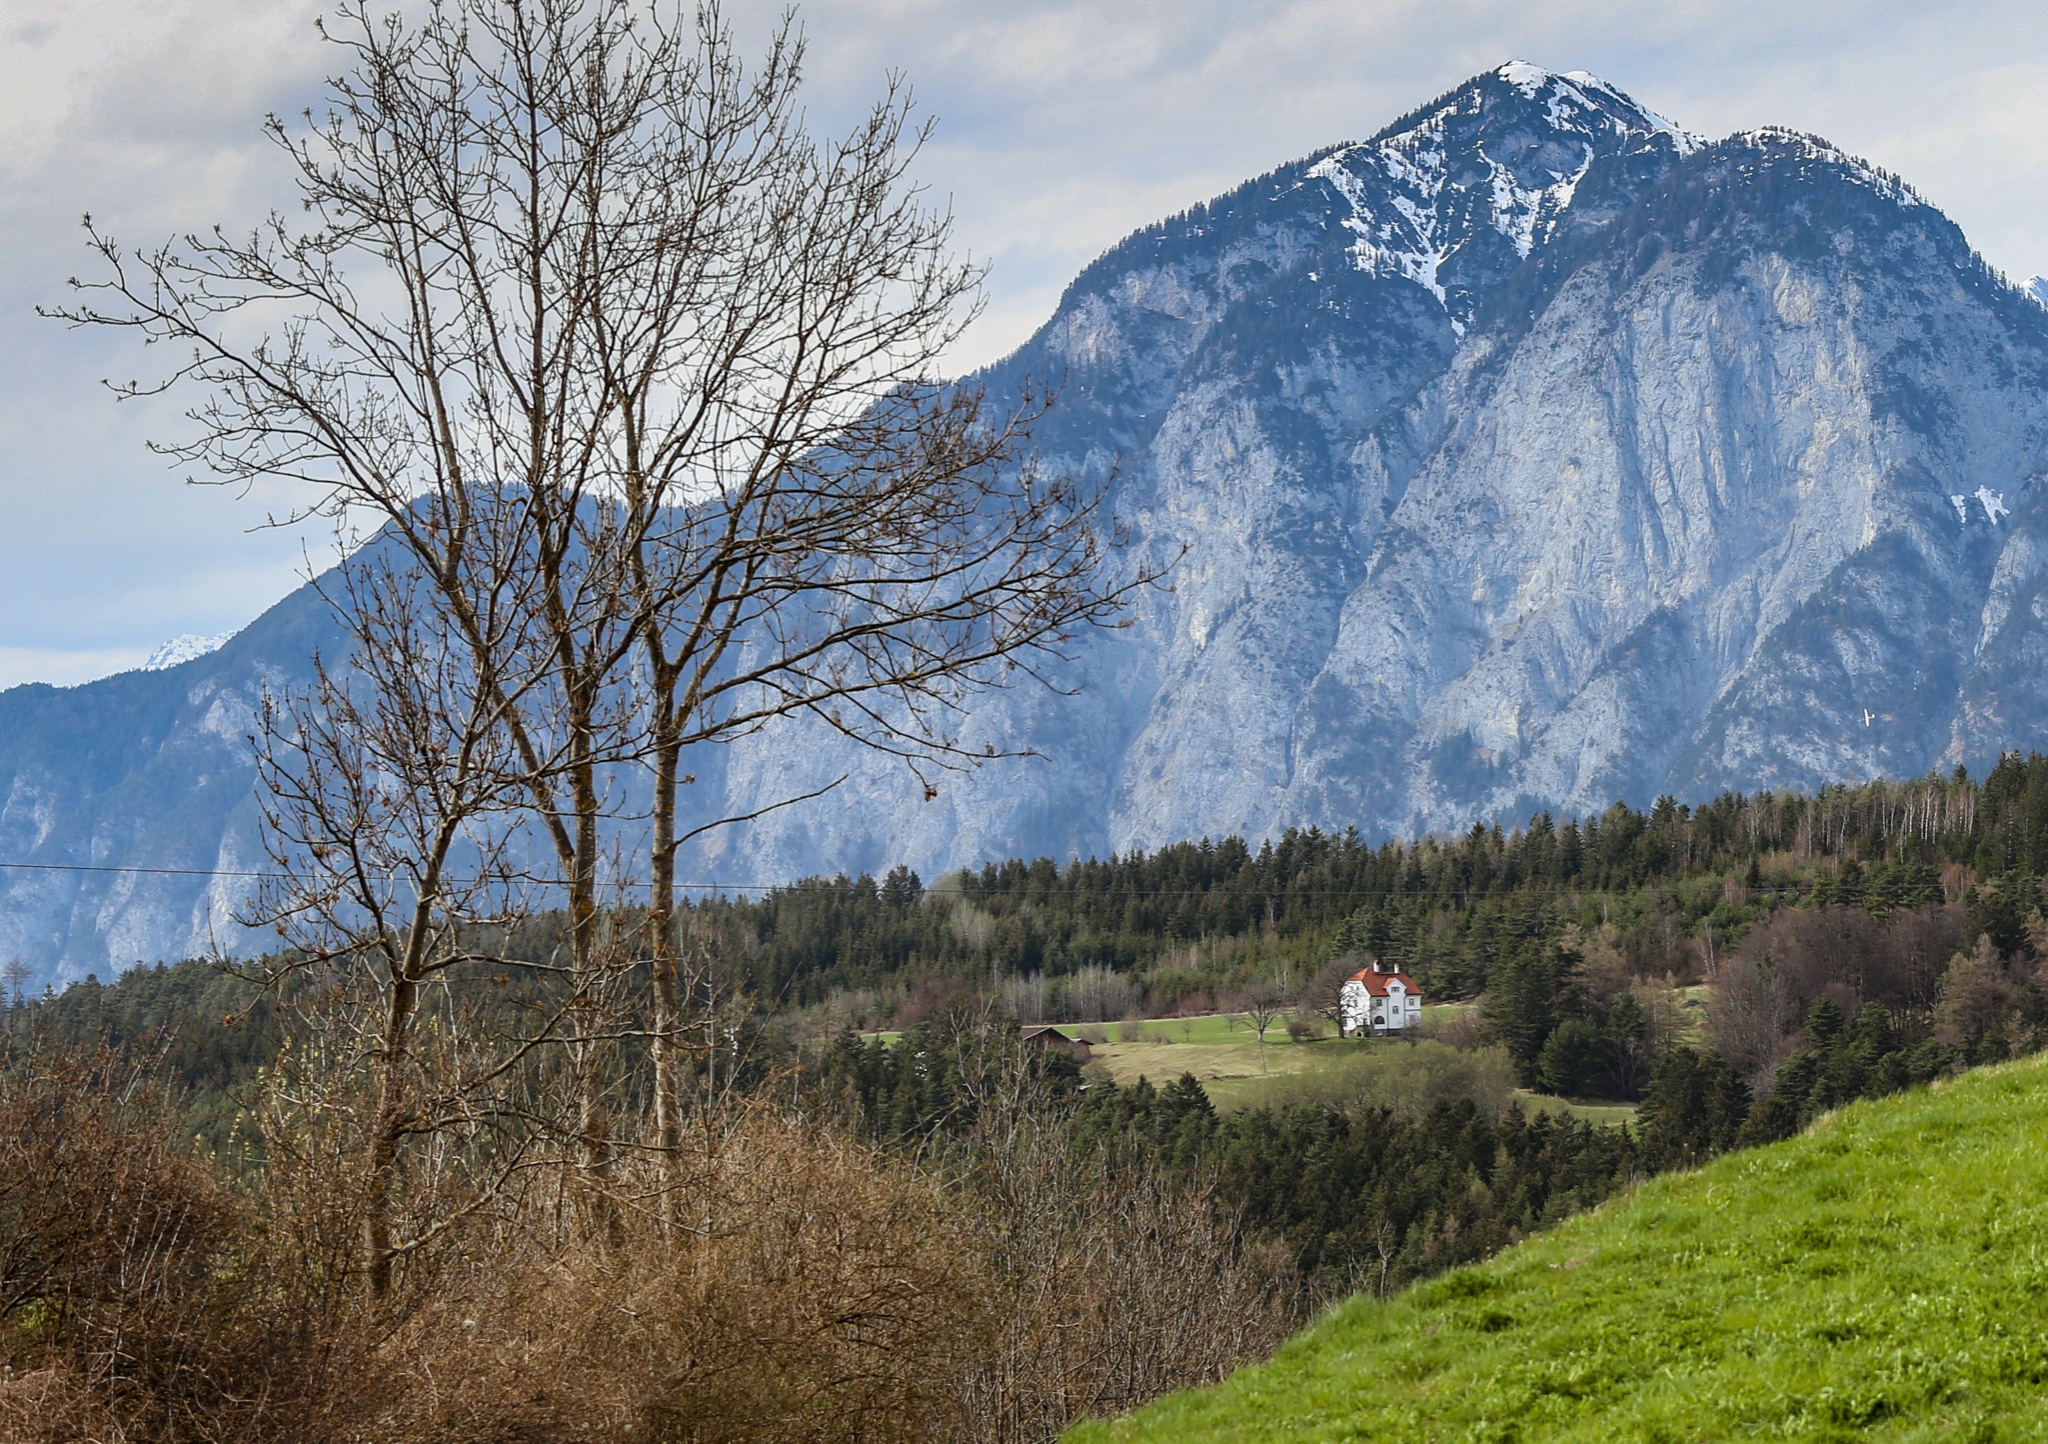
left=647, top=718, right=684, bottom=1222
left=364, top=970, right=418, bottom=1303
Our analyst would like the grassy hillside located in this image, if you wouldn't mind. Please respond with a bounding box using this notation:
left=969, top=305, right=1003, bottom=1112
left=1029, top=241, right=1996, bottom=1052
left=1079, top=1014, right=1636, bottom=1123
left=1070, top=1055, right=2048, bottom=1442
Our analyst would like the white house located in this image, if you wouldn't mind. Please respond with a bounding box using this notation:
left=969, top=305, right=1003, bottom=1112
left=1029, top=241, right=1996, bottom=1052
left=1340, top=961, right=1422, bottom=1036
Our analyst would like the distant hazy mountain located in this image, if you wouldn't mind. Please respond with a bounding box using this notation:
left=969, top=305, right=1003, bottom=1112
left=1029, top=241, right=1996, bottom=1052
left=0, top=582, right=336, bottom=980
left=7, top=63, right=2048, bottom=983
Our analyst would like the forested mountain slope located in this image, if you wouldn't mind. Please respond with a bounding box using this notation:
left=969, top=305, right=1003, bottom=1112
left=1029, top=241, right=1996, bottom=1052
left=1070, top=1052, right=2048, bottom=1442
left=7, top=63, right=2048, bottom=982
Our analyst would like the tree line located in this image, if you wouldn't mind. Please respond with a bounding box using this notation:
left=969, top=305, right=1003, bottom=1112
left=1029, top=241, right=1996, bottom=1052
left=674, top=753, right=2048, bottom=1018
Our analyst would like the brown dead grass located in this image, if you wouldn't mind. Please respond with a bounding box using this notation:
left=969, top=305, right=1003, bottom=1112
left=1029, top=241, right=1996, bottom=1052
left=1, top=1045, right=1293, bottom=1443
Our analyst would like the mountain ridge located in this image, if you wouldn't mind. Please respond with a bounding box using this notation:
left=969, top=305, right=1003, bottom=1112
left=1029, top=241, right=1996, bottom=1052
left=7, top=63, right=2048, bottom=983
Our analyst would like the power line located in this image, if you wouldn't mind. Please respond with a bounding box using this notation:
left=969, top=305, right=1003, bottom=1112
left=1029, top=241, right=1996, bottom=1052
left=0, top=858, right=786, bottom=892
left=0, top=860, right=277, bottom=881
left=0, top=856, right=1920, bottom=901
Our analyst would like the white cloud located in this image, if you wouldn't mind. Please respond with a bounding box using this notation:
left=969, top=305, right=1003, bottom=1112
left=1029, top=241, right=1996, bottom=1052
left=3, top=0, right=2047, bottom=683
left=0, top=645, right=151, bottom=691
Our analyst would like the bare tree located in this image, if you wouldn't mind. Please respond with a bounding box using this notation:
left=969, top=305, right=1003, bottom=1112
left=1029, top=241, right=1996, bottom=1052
left=1240, top=978, right=1291, bottom=1069
left=53, top=0, right=1141, bottom=1242
left=1704, top=949, right=1798, bottom=1092
left=1301, top=956, right=1359, bottom=1033
left=572, top=9, right=1138, bottom=1172
left=238, top=547, right=568, bottom=1300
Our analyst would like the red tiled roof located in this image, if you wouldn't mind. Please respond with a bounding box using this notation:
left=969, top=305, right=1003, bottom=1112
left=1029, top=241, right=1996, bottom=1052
left=1347, top=968, right=1420, bottom=998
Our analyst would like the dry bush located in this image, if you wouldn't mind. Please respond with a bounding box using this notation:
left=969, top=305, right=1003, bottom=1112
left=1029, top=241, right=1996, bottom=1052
left=0, top=1046, right=360, bottom=1444
left=2, top=1036, right=1296, bottom=1444
left=353, top=1088, right=1294, bottom=1444
left=897, top=974, right=985, bottom=1030
left=1419, top=1006, right=1485, bottom=1051
left=0, top=1050, right=990, bottom=1444
left=951, top=1112, right=1296, bottom=1443
left=1727, top=905, right=1963, bottom=1017
left=366, top=1110, right=989, bottom=1444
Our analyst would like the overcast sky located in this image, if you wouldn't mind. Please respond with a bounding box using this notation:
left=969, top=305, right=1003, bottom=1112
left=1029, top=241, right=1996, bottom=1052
left=2, top=0, right=2045, bottom=688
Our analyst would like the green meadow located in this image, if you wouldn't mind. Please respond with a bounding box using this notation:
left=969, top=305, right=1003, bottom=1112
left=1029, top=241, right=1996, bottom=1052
left=1069, top=1053, right=2048, bottom=1442
left=1080, top=1011, right=1635, bottom=1123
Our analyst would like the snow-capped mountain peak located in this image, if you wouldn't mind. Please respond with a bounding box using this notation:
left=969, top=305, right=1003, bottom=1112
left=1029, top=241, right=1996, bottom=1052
left=141, top=632, right=236, bottom=671
left=1306, top=62, right=1701, bottom=329
left=2024, top=275, right=2048, bottom=309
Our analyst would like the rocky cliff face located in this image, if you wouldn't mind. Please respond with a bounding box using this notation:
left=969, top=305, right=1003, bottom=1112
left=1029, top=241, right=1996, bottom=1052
left=710, top=71, right=2048, bottom=880
left=7, top=64, right=2048, bottom=982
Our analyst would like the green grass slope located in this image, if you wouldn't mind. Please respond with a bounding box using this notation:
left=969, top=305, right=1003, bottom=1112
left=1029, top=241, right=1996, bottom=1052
left=1070, top=1055, right=2048, bottom=1442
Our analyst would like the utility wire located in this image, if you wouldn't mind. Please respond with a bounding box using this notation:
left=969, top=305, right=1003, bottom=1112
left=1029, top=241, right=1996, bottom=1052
left=0, top=858, right=783, bottom=891
left=0, top=857, right=1920, bottom=900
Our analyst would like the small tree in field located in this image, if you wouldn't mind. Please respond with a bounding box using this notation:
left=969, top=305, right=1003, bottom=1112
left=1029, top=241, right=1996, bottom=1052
left=1239, top=979, right=1291, bottom=1071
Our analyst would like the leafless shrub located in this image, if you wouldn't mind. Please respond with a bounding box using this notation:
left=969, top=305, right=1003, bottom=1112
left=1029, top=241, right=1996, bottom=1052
left=0, top=1046, right=363, bottom=1443
left=5, top=1020, right=1300, bottom=1444
left=367, top=1110, right=988, bottom=1444
left=1705, top=949, right=1799, bottom=1091
left=950, top=1112, right=1296, bottom=1443
left=1711, top=904, right=1968, bottom=1088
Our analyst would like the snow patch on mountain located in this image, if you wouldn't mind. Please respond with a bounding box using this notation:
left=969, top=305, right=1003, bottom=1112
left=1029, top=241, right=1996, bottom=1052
left=142, top=632, right=237, bottom=670
left=1307, top=62, right=1700, bottom=330
left=1557, top=70, right=1698, bottom=152
left=1309, top=148, right=1452, bottom=310
left=2025, top=275, right=2048, bottom=309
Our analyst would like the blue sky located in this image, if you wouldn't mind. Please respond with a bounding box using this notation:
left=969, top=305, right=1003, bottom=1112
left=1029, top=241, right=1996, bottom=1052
left=2, top=0, right=2044, bottom=687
